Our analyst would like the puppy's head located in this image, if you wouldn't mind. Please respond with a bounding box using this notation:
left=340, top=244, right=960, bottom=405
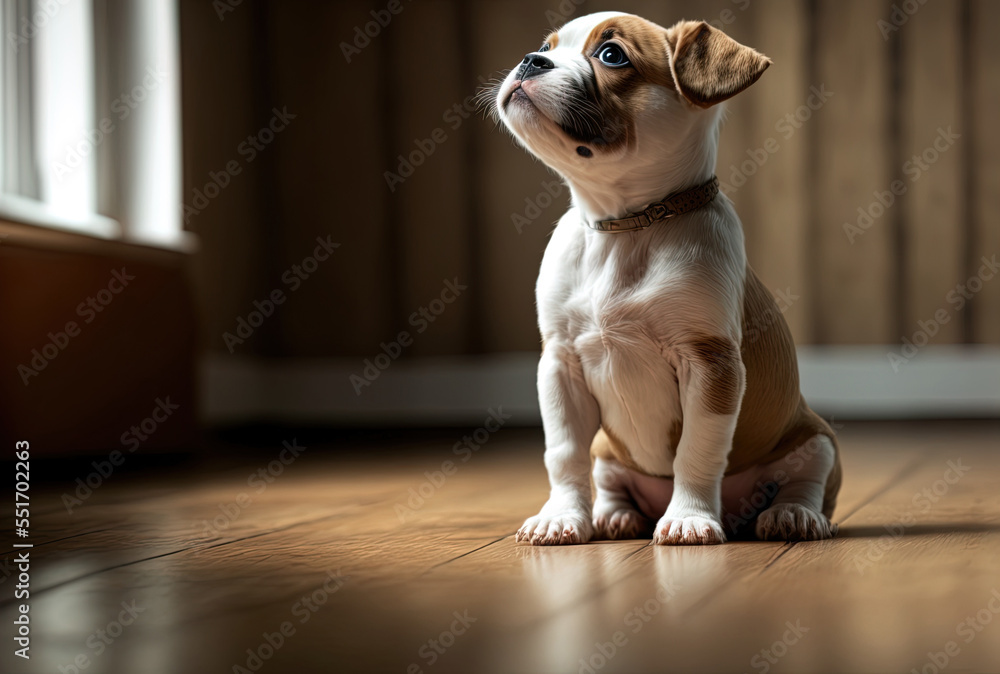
left=491, top=12, right=770, bottom=181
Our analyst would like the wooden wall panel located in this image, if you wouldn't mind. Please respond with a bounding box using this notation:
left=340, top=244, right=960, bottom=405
left=265, top=1, right=393, bottom=357
left=813, top=0, right=894, bottom=344
left=747, top=0, right=810, bottom=343
left=971, top=0, right=1000, bottom=344
left=900, top=0, right=963, bottom=344
left=392, top=1, right=471, bottom=355
left=180, top=0, right=270, bottom=356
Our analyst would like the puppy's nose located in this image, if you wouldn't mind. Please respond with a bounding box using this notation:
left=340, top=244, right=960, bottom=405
left=518, top=52, right=554, bottom=80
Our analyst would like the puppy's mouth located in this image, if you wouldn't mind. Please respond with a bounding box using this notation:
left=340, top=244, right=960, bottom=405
left=502, top=81, right=533, bottom=109
left=504, top=79, right=612, bottom=147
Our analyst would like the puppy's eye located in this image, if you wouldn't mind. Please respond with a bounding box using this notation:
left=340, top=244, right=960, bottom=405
left=539, top=42, right=551, bottom=53
left=595, top=43, right=629, bottom=67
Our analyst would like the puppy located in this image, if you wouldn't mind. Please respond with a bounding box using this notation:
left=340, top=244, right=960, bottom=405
left=490, top=12, right=841, bottom=545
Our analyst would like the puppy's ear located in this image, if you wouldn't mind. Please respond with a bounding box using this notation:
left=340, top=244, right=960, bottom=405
left=666, top=20, right=771, bottom=107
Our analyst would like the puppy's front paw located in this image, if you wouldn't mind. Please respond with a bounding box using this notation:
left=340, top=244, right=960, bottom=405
left=756, top=503, right=836, bottom=541
left=653, top=514, right=726, bottom=545
left=516, top=509, right=593, bottom=546
left=593, top=506, right=649, bottom=540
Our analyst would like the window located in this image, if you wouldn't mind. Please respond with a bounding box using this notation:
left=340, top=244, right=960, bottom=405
left=0, top=0, right=191, bottom=250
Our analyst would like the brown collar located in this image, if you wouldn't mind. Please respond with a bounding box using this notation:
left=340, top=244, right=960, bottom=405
left=587, top=176, right=720, bottom=233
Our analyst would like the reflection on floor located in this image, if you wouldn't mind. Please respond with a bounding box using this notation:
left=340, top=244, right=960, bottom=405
left=3, top=422, right=1000, bottom=673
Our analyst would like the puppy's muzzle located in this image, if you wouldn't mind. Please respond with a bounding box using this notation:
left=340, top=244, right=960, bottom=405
left=517, top=53, right=554, bottom=81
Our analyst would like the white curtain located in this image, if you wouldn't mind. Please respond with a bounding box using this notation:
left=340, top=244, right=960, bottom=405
left=95, top=0, right=188, bottom=248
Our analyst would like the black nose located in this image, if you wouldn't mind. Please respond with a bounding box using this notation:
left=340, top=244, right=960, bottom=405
left=518, top=52, right=554, bottom=80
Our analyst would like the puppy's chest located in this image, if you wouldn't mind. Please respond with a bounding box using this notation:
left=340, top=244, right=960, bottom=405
left=545, top=245, right=689, bottom=475
left=565, top=279, right=661, bottom=341
left=551, top=246, right=692, bottom=350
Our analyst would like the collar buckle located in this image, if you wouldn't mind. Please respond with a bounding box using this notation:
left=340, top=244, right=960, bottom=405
left=644, top=203, right=670, bottom=222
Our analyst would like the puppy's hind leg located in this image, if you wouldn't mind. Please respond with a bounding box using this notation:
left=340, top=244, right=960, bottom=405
left=592, top=456, right=651, bottom=540
left=756, top=434, right=839, bottom=541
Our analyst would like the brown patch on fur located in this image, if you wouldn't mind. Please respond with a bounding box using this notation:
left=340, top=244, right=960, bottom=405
left=543, top=32, right=558, bottom=50
left=728, top=269, right=804, bottom=470
left=666, top=20, right=771, bottom=107
left=729, top=267, right=841, bottom=516
left=569, top=15, right=676, bottom=153
left=685, top=335, right=741, bottom=415
left=583, top=17, right=674, bottom=89
left=728, top=267, right=802, bottom=461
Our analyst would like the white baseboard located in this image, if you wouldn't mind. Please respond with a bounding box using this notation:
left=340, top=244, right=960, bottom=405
left=795, top=346, right=1000, bottom=419
left=201, top=346, right=1000, bottom=426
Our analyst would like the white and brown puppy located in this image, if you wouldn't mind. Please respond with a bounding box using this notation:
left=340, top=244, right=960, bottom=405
left=491, top=12, right=841, bottom=545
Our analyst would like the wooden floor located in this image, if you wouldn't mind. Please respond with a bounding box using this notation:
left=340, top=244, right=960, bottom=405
left=4, top=422, right=1000, bottom=674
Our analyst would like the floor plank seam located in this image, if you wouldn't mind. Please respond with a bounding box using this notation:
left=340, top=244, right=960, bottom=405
left=836, top=449, right=935, bottom=525
left=621, top=542, right=652, bottom=560
left=423, top=532, right=514, bottom=573
left=760, top=542, right=797, bottom=573
left=3, top=528, right=115, bottom=550
left=0, top=512, right=348, bottom=606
